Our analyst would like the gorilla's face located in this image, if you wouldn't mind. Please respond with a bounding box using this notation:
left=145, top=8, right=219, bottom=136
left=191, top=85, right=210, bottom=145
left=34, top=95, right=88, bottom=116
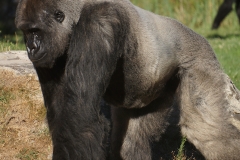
left=15, top=0, right=72, bottom=68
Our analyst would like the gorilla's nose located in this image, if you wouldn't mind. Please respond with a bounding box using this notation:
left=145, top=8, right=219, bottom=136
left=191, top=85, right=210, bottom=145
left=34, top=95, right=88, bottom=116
left=26, top=39, right=40, bottom=55
left=27, top=41, right=36, bottom=55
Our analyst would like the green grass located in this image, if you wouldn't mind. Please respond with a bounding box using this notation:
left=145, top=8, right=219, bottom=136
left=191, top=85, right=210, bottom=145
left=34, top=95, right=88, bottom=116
left=16, top=148, right=39, bottom=160
left=176, top=137, right=187, bottom=160
left=0, top=32, right=25, bottom=51
left=0, top=89, right=14, bottom=115
left=131, top=0, right=238, bottom=29
left=208, top=31, right=240, bottom=88
left=0, top=89, right=13, bottom=104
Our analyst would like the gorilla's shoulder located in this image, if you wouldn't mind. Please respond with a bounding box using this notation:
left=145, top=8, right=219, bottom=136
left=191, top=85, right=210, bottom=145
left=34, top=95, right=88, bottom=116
left=73, top=1, right=132, bottom=50
left=80, top=2, right=129, bottom=23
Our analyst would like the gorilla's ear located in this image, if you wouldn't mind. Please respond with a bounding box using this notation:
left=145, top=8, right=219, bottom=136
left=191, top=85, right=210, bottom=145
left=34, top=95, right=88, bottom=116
left=54, top=10, right=65, bottom=23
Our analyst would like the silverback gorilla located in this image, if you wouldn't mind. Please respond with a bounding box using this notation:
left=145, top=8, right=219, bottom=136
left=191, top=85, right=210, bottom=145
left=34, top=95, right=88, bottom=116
left=15, top=0, right=240, bottom=159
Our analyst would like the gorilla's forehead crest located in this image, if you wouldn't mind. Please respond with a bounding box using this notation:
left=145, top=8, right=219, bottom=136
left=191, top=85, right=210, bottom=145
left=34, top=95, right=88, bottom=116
left=16, top=0, right=51, bottom=22
left=16, top=0, right=85, bottom=28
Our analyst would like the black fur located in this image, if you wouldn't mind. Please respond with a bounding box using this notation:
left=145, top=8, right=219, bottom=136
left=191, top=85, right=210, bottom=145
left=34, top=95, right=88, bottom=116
left=37, top=2, right=132, bottom=160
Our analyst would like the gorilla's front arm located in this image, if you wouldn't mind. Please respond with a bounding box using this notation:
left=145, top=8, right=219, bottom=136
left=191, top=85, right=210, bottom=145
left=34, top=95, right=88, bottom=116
left=49, top=3, right=130, bottom=159
left=50, top=3, right=128, bottom=159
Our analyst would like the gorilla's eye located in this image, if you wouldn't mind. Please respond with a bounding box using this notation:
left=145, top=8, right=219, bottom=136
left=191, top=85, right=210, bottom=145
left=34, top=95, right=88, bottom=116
left=54, top=10, right=65, bottom=23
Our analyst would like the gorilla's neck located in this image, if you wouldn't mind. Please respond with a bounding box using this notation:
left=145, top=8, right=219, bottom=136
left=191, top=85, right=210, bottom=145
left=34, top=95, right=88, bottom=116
left=35, top=53, right=67, bottom=83
left=34, top=53, right=67, bottom=107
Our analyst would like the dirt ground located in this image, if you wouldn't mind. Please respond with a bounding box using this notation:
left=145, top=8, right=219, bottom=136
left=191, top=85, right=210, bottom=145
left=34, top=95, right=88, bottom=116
left=0, top=51, right=52, bottom=160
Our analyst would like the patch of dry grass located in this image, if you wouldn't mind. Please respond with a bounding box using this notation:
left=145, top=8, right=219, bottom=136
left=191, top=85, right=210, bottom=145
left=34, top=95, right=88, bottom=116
left=0, top=69, right=52, bottom=160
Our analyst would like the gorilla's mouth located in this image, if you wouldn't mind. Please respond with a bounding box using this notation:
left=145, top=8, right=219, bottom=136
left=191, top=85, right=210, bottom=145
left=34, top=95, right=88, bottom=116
left=28, top=52, right=47, bottom=62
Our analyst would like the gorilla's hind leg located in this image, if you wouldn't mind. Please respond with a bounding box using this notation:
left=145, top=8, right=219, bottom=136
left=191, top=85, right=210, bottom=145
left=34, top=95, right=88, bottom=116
left=110, top=97, right=174, bottom=160
left=179, top=69, right=240, bottom=159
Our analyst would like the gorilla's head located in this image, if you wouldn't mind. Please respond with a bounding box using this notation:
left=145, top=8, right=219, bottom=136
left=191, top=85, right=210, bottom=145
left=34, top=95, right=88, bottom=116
left=15, top=0, right=83, bottom=68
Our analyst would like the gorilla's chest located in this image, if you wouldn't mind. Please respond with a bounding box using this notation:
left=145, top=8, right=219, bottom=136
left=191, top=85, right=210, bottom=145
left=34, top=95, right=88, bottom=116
left=103, top=57, right=167, bottom=109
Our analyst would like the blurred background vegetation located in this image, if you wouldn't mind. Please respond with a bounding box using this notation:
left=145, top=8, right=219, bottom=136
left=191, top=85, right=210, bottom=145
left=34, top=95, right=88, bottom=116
left=0, top=0, right=239, bottom=84
left=1, top=0, right=238, bottom=34
left=0, top=0, right=25, bottom=51
left=0, top=0, right=18, bottom=35
left=132, top=0, right=240, bottom=31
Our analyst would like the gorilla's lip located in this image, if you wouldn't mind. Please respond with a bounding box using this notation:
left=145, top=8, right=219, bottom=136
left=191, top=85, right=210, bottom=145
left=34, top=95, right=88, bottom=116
left=28, top=52, right=47, bottom=62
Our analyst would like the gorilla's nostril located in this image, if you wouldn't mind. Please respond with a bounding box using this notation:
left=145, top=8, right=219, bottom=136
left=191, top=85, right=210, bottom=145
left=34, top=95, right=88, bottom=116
left=27, top=44, right=35, bottom=55
left=33, top=41, right=38, bottom=49
left=27, top=40, right=40, bottom=55
left=27, top=47, right=31, bottom=54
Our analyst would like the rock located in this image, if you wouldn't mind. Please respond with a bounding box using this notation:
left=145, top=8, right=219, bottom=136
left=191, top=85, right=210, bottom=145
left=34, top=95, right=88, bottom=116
left=0, top=50, right=36, bottom=75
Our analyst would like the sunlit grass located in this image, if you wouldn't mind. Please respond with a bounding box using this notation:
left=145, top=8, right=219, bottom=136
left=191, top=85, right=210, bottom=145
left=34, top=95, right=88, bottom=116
left=131, top=0, right=238, bottom=29
left=207, top=31, right=240, bottom=88
left=0, top=69, right=51, bottom=160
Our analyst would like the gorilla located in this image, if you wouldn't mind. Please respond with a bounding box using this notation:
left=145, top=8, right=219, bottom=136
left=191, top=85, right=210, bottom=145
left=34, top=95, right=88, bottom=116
left=212, top=0, right=240, bottom=29
left=15, top=0, right=240, bottom=159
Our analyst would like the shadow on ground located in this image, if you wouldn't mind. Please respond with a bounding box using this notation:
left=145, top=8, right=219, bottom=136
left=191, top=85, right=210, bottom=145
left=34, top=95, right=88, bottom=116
left=207, top=33, right=240, bottom=39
